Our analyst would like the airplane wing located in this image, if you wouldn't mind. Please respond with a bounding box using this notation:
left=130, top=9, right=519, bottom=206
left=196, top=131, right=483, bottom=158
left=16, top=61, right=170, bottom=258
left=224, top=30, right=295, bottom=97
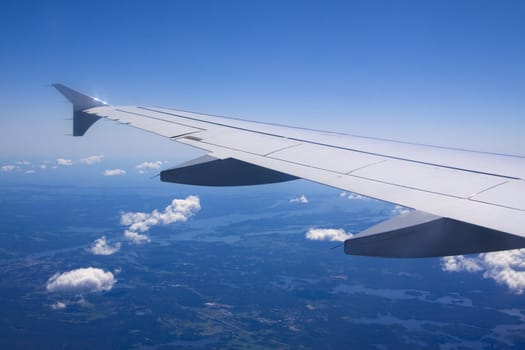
left=54, top=84, right=525, bottom=257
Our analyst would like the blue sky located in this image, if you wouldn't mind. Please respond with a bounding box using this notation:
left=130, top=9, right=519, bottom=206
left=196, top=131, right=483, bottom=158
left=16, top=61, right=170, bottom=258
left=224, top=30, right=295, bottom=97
left=1, top=0, right=524, bottom=166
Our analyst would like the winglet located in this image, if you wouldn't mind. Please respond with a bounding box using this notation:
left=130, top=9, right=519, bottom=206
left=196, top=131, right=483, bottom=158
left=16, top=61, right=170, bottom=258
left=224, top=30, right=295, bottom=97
left=53, top=84, right=107, bottom=136
left=53, top=83, right=107, bottom=111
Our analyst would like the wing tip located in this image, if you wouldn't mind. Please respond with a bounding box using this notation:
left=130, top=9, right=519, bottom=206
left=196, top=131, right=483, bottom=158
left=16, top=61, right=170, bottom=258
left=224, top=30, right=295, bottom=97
left=53, top=83, right=104, bottom=136
left=53, top=83, right=108, bottom=111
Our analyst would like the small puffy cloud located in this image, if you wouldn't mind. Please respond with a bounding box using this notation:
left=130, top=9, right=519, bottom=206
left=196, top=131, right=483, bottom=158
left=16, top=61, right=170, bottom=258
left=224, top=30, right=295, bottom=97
left=121, top=195, right=201, bottom=244
left=103, top=169, right=126, bottom=176
left=124, top=230, right=151, bottom=244
left=80, top=155, right=104, bottom=165
left=56, top=158, right=73, bottom=166
left=46, top=267, right=116, bottom=294
left=441, top=249, right=525, bottom=294
left=50, top=301, right=67, bottom=310
left=24, top=170, right=35, bottom=174
left=16, top=160, right=30, bottom=165
left=392, top=205, right=411, bottom=215
left=90, top=236, right=121, bottom=255
left=339, top=191, right=367, bottom=200
left=306, top=228, right=353, bottom=242
left=121, top=212, right=149, bottom=227
left=347, top=193, right=365, bottom=200
left=1, top=165, right=16, bottom=172
left=290, top=195, right=308, bottom=204
left=136, top=161, right=164, bottom=173
left=441, top=255, right=483, bottom=273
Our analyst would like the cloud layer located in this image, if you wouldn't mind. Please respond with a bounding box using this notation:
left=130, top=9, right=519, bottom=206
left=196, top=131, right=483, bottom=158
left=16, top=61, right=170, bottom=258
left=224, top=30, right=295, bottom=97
left=46, top=267, right=116, bottom=294
left=306, top=228, right=353, bottom=242
left=1, top=155, right=106, bottom=175
left=90, top=236, right=121, bottom=255
left=442, top=249, right=525, bottom=294
left=121, top=195, right=201, bottom=243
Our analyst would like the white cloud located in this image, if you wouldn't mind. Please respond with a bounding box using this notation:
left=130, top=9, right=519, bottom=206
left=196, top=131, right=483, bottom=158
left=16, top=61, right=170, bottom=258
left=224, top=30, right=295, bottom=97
left=347, top=193, right=365, bottom=200
left=46, top=267, right=116, bottom=294
left=90, top=236, right=121, bottom=255
left=39, top=164, right=47, bottom=169
left=50, top=301, right=67, bottom=310
left=120, top=212, right=149, bottom=227
left=16, top=160, right=30, bottom=165
left=392, top=205, right=411, bottom=215
left=1, top=165, right=16, bottom=172
left=56, top=158, right=73, bottom=166
left=24, top=170, right=35, bottom=174
left=339, top=191, right=367, bottom=200
left=120, top=195, right=201, bottom=244
left=124, top=230, right=151, bottom=244
left=136, top=161, right=164, bottom=173
left=441, top=255, right=482, bottom=273
left=290, top=195, right=308, bottom=204
left=306, top=228, right=353, bottom=242
left=103, top=169, right=126, bottom=176
left=441, top=249, right=525, bottom=294
left=80, top=155, right=104, bottom=165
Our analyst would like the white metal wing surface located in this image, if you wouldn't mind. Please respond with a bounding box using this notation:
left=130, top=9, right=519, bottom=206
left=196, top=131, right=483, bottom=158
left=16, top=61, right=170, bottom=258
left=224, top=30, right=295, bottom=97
left=54, top=84, right=525, bottom=257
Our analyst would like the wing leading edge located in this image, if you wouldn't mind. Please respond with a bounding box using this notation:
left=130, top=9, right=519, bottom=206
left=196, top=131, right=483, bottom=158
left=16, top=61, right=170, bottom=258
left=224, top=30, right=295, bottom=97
left=54, top=84, right=525, bottom=257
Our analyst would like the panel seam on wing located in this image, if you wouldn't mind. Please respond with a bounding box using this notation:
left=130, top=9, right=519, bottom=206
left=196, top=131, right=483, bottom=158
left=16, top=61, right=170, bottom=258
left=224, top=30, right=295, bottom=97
left=345, top=159, right=388, bottom=175
left=264, top=144, right=303, bottom=157
left=467, top=181, right=508, bottom=199
left=114, top=108, right=206, bottom=131
left=182, top=139, right=521, bottom=207
left=134, top=107, right=521, bottom=180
